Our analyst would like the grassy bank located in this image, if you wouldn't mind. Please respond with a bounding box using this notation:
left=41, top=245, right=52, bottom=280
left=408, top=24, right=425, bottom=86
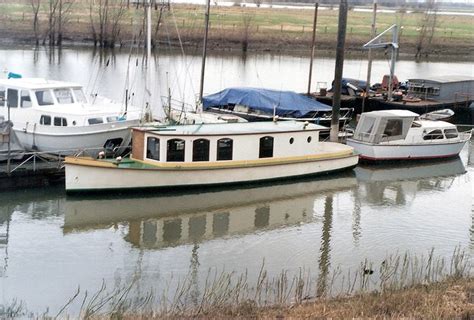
left=3, top=248, right=472, bottom=318
left=0, top=1, right=473, bottom=58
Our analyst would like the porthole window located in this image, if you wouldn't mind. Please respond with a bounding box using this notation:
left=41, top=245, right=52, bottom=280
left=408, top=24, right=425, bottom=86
left=289, top=137, right=294, bottom=144
left=307, top=136, right=312, bottom=143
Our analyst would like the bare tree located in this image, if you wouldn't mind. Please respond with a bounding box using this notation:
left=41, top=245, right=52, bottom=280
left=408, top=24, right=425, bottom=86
left=31, top=0, right=41, bottom=45
left=56, top=0, right=75, bottom=45
left=415, top=0, right=438, bottom=59
left=44, top=0, right=60, bottom=45
left=89, top=0, right=127, bottom=48
left=241, top=11, right=253, bottom=52
left=152, top=5, right=165, bottom=48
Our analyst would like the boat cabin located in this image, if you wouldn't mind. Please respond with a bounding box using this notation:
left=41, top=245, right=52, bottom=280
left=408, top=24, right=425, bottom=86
left=407, top=75, right=474, bottom=102
left=353, top=110, right=461, bottom=144
left=131, top=121, right=327, bottom=164
left=0, top=78, right=128, bottom=127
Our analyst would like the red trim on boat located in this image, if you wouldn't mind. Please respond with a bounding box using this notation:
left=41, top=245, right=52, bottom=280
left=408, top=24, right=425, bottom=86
left=359, top=153, right=459, bottom=161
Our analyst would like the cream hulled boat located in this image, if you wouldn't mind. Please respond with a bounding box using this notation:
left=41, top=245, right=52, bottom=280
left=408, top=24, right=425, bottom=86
left=64, top=121, right=358, bottom=192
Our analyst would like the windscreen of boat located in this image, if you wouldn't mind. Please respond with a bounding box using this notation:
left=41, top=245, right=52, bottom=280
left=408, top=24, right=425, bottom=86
left=35, top=90, right=54, bottom=106
left=54, top=88, right=74, bottom=104
left=73, top=88, right=88, bottom=103
left=354, top=115, right=377, bottom=142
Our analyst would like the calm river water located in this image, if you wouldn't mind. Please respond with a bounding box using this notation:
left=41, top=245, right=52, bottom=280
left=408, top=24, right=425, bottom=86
left=0, top=47, right=473, bottom=314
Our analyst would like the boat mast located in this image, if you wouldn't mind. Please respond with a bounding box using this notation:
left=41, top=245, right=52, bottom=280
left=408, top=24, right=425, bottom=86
left=145, top=0, right=152, bottom=120
left=198, top=0, right=211, bottom=107
left=307, top=2, right=319, bottom=95
left=361, top=0, right=377, bottom=113
left=330, top=0, right=348, bottom=143
left=362, top=24, right=398, bottom=101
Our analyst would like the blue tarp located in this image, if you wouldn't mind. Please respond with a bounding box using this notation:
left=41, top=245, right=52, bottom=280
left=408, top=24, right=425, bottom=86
left=202, top=87, right=332, bottom=118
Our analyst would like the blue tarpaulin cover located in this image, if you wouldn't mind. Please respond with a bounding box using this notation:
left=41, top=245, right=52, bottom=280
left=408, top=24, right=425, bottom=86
left=202, top=87, right=332, bottom=118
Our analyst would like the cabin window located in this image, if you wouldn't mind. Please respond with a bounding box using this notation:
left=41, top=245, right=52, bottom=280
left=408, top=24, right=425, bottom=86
left=54, top=117, right=67, bottom=126
left=423, top=129, right=444, bottom=140
left=444, top=129, right=458, bottom=139
left=383, top=119, right=403, bottom=137
left=307, top=136, right=312, bottom=143
left=0, top=86, right=5, bottom=107
left=107, top=116, right=118, bottom=122
left=54, top=88, right=74, bottom=104
left=146, top=137, right=160, bottom=160
left=40, top=115, right=51, bottom=125
left=73, top=88, right=87, bottom=103
left=193, top=139, right=210, bottom=162
left=20, top=90, right=32, bottom=108
left=35, top=90, right=54, bottom=106
left=217, top=138, right=233, bottom=161
left=357, top=116, right=376, bottom=140
left=259, top=136, right=274, bottom=158
left=289, top=137, right=294, bottom=144
left=7, top=89, right=18, bottom=108
left=167, top=139, right=185, bottom=162
left=88, top=118, right=104, bottom=125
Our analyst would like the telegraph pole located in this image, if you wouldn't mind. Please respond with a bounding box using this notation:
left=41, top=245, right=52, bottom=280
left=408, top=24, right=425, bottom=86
left=307, top=2, right=319, bottom=95
left=330, top=0, right=348, bottom=142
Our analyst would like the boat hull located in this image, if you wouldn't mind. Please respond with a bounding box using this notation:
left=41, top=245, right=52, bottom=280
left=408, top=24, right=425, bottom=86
left=65, top=153, right=358, bottom=192
left=13, top=120, right=139, bottom=156
left=346, top=138, right=467, bottom=161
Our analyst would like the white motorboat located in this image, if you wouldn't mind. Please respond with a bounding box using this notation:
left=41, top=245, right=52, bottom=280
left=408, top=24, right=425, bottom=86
left=0, top=78, right=143, bottom=156
left=347, top=110, right=471, bottom=161
left=64, top=120, right=358, bottom=192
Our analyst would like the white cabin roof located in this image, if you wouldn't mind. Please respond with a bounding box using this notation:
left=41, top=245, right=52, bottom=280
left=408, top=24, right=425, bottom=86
left=137, top=120, right=328, bottom=136
left=0, top=78, right=82, bottom=90
left=362, top=110, right=419, bottom=118
left=414, top=120, right=456, bottom=129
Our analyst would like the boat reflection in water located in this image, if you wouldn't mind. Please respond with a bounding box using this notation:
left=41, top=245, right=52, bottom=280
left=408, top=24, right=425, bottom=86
left=355, top=157, right=466, bottom=207
left=64, top=156, right=466, bottom=250
left=64, top=174, right=358, bottom=248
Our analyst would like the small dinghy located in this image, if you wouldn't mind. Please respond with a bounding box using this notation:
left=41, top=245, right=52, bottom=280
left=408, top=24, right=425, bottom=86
left=419, top=109, right=454, bottom=121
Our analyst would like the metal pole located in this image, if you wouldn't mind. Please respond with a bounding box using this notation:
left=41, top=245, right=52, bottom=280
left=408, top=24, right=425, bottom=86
left=362, top=0, right=377, bottom=113
left=6, top=101, right=11, bottom=175
left=387, top=25, right=398, bottom=101
left=307, top=2, right=319, bottom=95
left=330, top=0, right=348, bottom=142
left=146, top=0, right=152, bottom=65
left=199, top=0, right=211, bottom=103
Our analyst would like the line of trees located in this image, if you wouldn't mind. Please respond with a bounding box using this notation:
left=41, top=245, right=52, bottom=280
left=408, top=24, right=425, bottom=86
left=30, top=0, right=75, bottom=45
left=28, top=0, right=169, bottom=48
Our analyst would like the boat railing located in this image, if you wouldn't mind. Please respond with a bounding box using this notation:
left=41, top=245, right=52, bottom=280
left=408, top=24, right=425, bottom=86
left=0, top=146, right=131, bottom=175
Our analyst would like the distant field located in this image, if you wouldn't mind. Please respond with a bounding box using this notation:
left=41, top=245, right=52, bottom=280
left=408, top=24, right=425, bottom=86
left=0, top=1, right=473, bottom=57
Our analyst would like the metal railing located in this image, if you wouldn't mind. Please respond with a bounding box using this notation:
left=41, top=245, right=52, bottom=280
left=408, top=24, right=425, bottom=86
left=0, top=146, right=131, bottom=175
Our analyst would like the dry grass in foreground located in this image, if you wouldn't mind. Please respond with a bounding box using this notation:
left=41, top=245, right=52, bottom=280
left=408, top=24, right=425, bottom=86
left=253, top=277, right=474, bottom=319
left=104, top=277, right=474, bottom=319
